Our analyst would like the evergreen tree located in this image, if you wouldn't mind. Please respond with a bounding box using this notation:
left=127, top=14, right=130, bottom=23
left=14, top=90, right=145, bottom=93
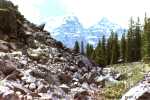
left=134, top=17, right=142, bottom=61
left=74, top=41, right=80, bottom=53
left=106, top=32, right=113, bottom=65
left=81, top=41, right=85, bottom=55
left=94, top=40, right=103, bottom=64
left=143, top=17, right=150, bottom=62
left=86, top=43, right=94, bottom=58
left=101, top=35, right=107, bottom=65
left=126, top=17, right=134, bottom=62
left=111, top=33, right=120, bottom=64
left=126, top=17, right=142, bottom=62
left=121, top=33, right=126, bottom=62
left=91, top=49, right=96, bottom=60
left=93, top=38, right=107, bottom=65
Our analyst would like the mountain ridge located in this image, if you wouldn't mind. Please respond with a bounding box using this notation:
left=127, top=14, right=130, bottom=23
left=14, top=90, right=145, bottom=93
left=49, top=16, right=126, bottom=48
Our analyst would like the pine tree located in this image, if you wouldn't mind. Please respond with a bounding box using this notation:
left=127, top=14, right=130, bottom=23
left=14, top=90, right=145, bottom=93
left=111, top=33, right=120, bottom=64
left=126, top=17, right=134, bottom=62
left=101, top=35, right=107, bottom=65
left=74, top=41, right=80, bottom=53
left=134, top=17, right=141, bottom=61
left=106, top=33, right=113, bottom=65
left=91, top=49, right=96, bottom=60
left=81, top=41, right=85, bottom=55
left=126, top=17, right=142, bottom=62
left=94, top=40, right=103, bottom=64
left=121, top=33, right=126, bottom=62
left=86, top=43, right=94, bottom=58
left=143, top=17, right=150, bottom=62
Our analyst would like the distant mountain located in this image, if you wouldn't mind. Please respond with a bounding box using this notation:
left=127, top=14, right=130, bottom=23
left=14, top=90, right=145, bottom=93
left=49, top=16, right=126, bottom=48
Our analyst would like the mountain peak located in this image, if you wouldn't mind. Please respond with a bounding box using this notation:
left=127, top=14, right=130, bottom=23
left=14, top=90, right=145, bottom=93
left=51, top=16, right=125, bottom=48
left=63, top=16, right=80, bottom=23
left=100, top=17, right=110, bottom=23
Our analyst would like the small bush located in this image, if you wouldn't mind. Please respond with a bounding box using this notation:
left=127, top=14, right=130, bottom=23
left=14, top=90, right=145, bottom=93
left=102, top=82, right=126, bottom=99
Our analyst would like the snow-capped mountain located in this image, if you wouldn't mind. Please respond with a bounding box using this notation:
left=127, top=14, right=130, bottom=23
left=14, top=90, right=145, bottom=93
left=49, top=16, right=126, bottom=48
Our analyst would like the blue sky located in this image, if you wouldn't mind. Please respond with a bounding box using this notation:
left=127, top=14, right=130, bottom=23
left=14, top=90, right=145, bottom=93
left=11, top=0, right=150, bottom=29
left=40, top=0, right=67, bottom=17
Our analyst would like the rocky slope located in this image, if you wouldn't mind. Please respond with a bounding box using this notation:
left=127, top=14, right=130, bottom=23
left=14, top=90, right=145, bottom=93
left=0, top=7, right=121, bottom=100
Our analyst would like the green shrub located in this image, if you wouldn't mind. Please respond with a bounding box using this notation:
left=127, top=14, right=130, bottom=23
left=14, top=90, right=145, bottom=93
left=103, top=82, right=126, bottom=99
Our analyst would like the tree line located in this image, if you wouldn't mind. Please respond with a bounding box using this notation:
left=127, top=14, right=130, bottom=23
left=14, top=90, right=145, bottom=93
left=74, top=14, right=150, bottom=65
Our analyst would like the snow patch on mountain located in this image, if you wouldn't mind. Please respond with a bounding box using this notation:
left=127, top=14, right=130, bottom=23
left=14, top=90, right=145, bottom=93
left=47, top=16, right=126, bottom=48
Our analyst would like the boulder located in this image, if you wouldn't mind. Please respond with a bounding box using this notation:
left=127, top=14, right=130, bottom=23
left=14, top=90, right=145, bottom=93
left=2, top=92, right=19, bottom=100
left=12, top=82, right=32, bottom=94
left=59, top=84, right=70, bottom=93
left=27, top=47, right=49, bottom=62
left=29, top=83, right=36, bottom=90
left=9, top=42, right=17, bottom=50
left=138, top=92, right=150, bottom=100
left=37, top=84, right=48, bottom=93
left=58, top=73, right=72, bottom=84
left=0, top=59, right=16, bottom=76
left=38, top=23, right=45, bottom=31
left=0, top=42, right=9, bottom=52
left=74, top=91, right=90, bottom=100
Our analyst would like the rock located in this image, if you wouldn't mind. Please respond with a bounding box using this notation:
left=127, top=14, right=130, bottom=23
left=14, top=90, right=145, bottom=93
left=73, top=72, right=81, bottom=80
left=138, top=92, right=150, bottom=100
left=29, top=83, right=36, bottom=90
left=55, top=41, right=64, bottom=48
left=3, top=91, right=19, bottom=100
left=95, top=76, right=105, bottom=83
left=38, top=23, right=45, bottom=31
left=0, top=86, right=12, bottom=95
left=74, top=91, right=90, bottom=100
left=0, top=71, right=5, bottom=79
left=54, top=57, right=64, bottom=63
left=24, top=84, right=29, bottom=89
left=19, top=60, right=27, bottom=65
left=21, top=70, right=36, bottom=83
left=38, top=93, right=52, bottom=100
left=0, top=42, right=9, bottom=52
left=37, top=84, right=48, bottom=93
left=0, top=59, right=16, bottom=76
left=121, top=77, right=150, bottom=100
left=9, top=42, right=17, bottom=50
left=18, top=95, right=24, bottom=100
left=58, top=73, right=72, bottom=84
left=70, top=66, right=77, bottom=72
left=0, top=33, right=9, bottom=41
left=12, top=82, right=32, bottom=94
left=27, top=47, right=49, bottom=62
left=30, top=70, right=46, bottom=79
left=78, top=57, right=95, bottom=70
left=59, top=84, right=70, bottom=93
left=73, top=82, right=80, bottom=87
left=103, top=68, right=111, bottom=75
left=26, top=95, right=32, bottom=100
left=5, top=70, right=22, bottom=81
left=82, top=82, right=90, bottom=90
left=15, top=91, right=21, bottom=96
